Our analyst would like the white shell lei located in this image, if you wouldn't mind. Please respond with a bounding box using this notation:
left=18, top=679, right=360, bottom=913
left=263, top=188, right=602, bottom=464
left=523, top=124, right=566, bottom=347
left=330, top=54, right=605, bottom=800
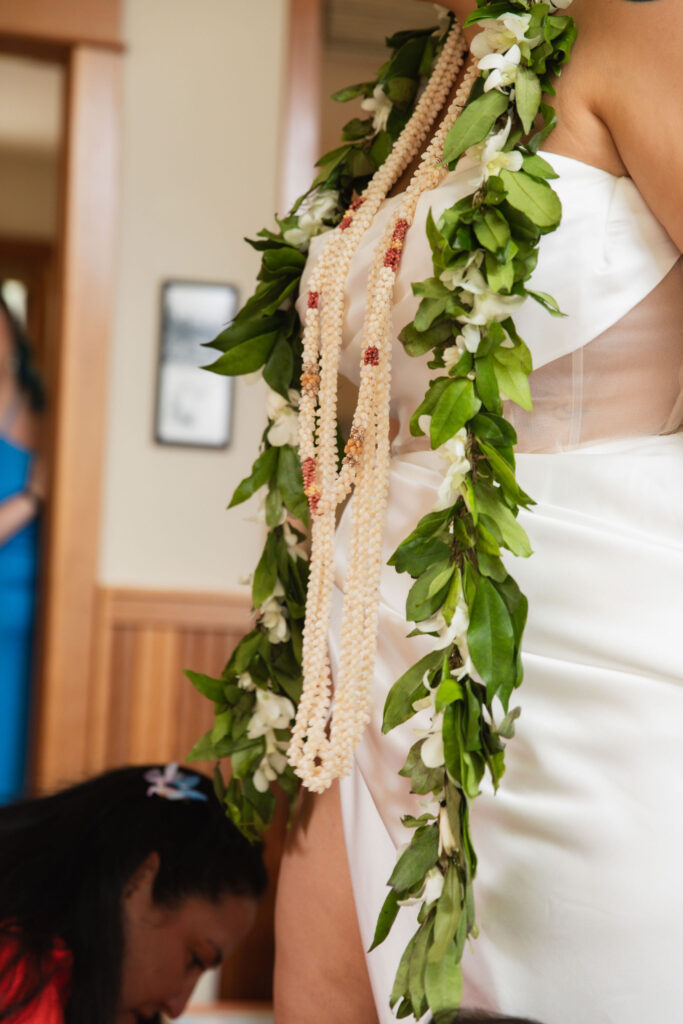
left=290, top=23, right=481, bottom=792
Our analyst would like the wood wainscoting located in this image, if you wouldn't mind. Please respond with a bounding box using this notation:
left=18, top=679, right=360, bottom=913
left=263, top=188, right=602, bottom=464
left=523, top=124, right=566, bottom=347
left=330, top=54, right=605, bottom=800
left=88, top=585, right=286, bottom=1001
left=88, top=586, right=252, bottom=774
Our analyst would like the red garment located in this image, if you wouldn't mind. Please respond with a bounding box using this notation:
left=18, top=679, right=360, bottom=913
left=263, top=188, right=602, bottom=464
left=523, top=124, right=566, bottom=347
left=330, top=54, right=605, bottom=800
left=0, top=933, right=72, bottom=1023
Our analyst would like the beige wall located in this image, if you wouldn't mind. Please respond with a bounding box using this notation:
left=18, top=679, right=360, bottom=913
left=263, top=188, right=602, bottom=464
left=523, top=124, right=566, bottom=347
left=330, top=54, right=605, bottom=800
left=100, top=0, right=287, bottom=592
left=320, top=50, right=381, bottom=156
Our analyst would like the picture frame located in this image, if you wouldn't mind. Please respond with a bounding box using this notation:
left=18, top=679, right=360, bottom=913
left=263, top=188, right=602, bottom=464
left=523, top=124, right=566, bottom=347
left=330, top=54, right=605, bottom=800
left=154, top=279, right=239, bottom=449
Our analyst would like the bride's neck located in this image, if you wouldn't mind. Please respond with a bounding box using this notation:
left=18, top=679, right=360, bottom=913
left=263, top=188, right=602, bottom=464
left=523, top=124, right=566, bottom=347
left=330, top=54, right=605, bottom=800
left=439, top=0, right=476, bottom=23
left=438, top=1, right=479, bottom=44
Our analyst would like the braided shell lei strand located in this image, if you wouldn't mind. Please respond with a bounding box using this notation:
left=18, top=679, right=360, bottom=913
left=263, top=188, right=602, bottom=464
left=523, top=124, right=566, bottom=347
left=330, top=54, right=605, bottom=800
left=290, top=23, right=480, bottom=793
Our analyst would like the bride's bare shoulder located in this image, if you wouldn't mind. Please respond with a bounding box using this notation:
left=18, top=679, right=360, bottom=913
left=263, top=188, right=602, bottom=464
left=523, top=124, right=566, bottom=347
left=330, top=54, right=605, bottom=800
left=577, top=0, right=683, bottom=247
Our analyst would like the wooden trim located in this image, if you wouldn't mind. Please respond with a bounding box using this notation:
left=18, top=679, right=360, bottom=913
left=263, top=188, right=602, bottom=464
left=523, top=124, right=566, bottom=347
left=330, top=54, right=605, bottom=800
left=0, top=0, right=121, bottom=50
left=279, top=0, right=323, bottom=213
left=104, top=587, right=254, bottom=630
left=87, top=585, right=252, bottom=775
left=33, top=46, right=122, bottom=791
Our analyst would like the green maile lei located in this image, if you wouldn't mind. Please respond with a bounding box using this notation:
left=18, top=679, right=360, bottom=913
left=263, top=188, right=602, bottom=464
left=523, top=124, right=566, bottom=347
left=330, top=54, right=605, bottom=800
left=188, top=2, right=576, bottom=1017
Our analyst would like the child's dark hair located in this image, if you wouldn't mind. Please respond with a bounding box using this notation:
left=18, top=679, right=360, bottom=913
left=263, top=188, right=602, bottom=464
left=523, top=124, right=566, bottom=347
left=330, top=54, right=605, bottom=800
left=0, top=291, right=46, bottom=413
left=0, top=765, right=266, bottom=1024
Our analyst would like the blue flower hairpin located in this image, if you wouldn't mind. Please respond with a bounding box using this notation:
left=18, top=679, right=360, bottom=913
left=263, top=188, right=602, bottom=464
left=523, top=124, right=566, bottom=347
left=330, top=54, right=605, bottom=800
left=144, top=763, right=208, bottom=802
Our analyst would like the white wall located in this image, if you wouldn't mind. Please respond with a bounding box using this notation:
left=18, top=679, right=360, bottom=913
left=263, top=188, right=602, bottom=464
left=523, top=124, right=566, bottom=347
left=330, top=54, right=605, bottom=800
left=100, top=0, right=287, bottom=591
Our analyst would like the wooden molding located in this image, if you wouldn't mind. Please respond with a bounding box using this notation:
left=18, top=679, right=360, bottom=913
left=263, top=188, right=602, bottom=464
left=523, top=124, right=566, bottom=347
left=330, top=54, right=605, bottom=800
left=33, top=46, right=122, bottom=791
left=279, top=0, right=323, bottom=214
left=0, top=0, right=122, bottom=51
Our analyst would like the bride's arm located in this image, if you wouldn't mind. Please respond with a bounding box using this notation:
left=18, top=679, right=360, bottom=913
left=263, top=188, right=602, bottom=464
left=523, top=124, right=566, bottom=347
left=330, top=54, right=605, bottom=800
left=592, top=0, right=683, bottom=249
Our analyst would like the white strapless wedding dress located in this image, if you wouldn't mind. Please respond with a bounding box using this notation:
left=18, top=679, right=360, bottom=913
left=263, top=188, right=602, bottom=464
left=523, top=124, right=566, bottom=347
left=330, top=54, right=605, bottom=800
left=297, top=154, right=683, bottom=1024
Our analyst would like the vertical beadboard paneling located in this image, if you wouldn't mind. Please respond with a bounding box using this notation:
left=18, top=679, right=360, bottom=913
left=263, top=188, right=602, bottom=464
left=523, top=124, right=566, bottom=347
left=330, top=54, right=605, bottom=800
left=90, top=587, right=252, bottom=771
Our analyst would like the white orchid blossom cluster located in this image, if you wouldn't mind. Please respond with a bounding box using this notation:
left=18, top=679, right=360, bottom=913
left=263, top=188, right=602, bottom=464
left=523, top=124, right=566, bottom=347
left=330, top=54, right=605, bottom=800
left=418, top=416, right=471, bottom=513
left=361, top=84, right=393, bottom=134
left=283, top=190, right=340, bottom=249
left=258, top=579, right=290, bottom=643
left=440, top=251, right=525, bottom=326
left=266, top=385, right=299, bottom=448
left=245, top=684, right=296, bottom=792
left=470, top=11, right=540, bottom=93
left=467, top=118, right=523, bottom=182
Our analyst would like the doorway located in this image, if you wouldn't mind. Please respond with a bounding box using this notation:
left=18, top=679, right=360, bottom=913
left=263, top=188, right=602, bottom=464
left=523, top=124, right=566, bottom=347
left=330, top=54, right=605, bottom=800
left=0, top=3, right=122, bottom=793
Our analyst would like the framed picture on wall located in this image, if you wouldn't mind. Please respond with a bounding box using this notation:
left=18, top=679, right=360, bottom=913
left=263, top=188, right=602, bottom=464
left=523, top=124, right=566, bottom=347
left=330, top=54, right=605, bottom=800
left=154, top=279, right=239, bottom=448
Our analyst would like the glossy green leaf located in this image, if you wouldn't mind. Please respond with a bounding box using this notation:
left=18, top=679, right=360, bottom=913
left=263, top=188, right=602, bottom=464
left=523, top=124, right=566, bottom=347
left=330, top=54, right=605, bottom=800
left=406, top=560, right=454, bottom=623
left=473, top=208, right=511, bottom=253
left=425, top=943, right=463, bottom=1015
left=184, top=670, right=225, bottom=703
left=515, top=66, right=542, bottom=134
left=500, top=169, right=562, bottom=231
left=388, top=825, right=439, bottom=892
left=429, top=864, right=462, bottom=963
left=252, top=531, right=279, bottom=609
left=229, top=447, right=278, bottom=508
left=205, top=330, right=279, bottom=376
left=263, top=335, right=294, bottom=398
left=467, top=577, right=516, bottom=696
left=369, top=888, right=401, bottom=951
left=186, top=729, right=217, bottom=763
left=430, top=379, right=481, bottom=448
left=443, top=91, right=509, bottom=165
left=491, top=358, right=533, bottom=412
left=382, top=649, right=442, bottom=733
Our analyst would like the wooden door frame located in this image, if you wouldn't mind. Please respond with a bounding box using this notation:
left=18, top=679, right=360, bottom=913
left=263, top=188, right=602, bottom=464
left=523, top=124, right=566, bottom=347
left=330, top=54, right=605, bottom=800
left=0, top=2, right=122, bottom=790
left=280, top=0, right=324, bottom=214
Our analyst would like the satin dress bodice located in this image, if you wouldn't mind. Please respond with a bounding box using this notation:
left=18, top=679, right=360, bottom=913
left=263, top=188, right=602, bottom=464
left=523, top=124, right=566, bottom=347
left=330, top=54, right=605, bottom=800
left=298, top=153, right=683, bottom=455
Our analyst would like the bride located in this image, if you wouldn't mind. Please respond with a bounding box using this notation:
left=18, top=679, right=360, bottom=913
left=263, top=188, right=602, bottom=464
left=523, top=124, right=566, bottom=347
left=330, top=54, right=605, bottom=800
left=273, top=0, right=683, bottom=1022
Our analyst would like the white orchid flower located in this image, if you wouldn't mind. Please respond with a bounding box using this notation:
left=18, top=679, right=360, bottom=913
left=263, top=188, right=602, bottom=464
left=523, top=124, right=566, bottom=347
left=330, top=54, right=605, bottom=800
left=443, top=324, right=482, bottom=371
left=250, top=490, right=287, bottom=526
left=437, top=428, right=472, bottom=511
left=421, top=711, right=445, bottom=768
left=440, top=250, right=487, bottom=295
left=248, top=688, right=295, bottom=737
left=468, top=118, right=523, bottom=181
left=471, top=14, right=531, bottom=59
left=423, top=866, right=446, bottom=905
left=463, top=289, right=526, bottom=326
left=259, top=580, right=290, bottom=643
left=438, top=804, right=459, bottom=857
left=361, top=84, right=393, bottom=134
left=266, top=386, right=300, bottom=448
left=237, top=671, right=256, bottom=691
left=249, top=690, right=294, bottom=791
left=253, top=746, right=289, bottom=793
left=283, top=520, right=308, bottom=561
left=283, top=190, right=339, bottom=248
left=478, top=44, right=522, bottom=93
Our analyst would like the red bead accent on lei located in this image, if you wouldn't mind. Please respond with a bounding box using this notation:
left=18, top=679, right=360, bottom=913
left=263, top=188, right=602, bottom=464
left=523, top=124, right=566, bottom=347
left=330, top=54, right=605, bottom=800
left=393, top=219, right=409, bottom=241
left=307, top=291, right=319, bottom=309
left=350, top=198, right=365, bottom=212
left=363, top=346, right=380, bottom=366
left=301, top=457, right=316, bottom=486
left=383, top=248, right=402, bottom=271
left=339, top=216, right=353, bottom=232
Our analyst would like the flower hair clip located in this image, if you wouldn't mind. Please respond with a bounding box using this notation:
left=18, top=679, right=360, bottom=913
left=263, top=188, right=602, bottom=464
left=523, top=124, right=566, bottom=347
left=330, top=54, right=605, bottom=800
left=144, top=763, right=208, bottom=802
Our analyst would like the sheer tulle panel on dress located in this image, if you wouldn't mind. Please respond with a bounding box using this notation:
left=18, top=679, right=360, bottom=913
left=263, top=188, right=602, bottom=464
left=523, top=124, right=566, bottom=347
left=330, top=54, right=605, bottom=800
left=506, top=261, right=683, bottom=453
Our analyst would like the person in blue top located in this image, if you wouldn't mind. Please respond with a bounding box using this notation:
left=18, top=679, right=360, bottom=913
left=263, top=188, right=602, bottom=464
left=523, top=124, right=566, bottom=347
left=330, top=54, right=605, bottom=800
left=0, top=291, right=46, bottom=805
